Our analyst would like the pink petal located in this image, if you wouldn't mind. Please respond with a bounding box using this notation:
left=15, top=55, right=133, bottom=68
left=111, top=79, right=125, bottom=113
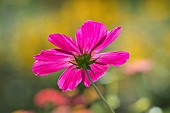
left=93, top=52, right=130, bottom=66
left=76, top=20, right=107, bottom=53
left=32, top=61, right=72, bottom=76
left=93, top=27, right=121, bottom=53
left=32, top=49, right=73, bottom=76
left=82, top=63, right=109, bottom=87
left=58, top=66, right=82, bottom=92
left=33, top=49, right=72, bottom=62
left=48, top=34, right=80, bottom=54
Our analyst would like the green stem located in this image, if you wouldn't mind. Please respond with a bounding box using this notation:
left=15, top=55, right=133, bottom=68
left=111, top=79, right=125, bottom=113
left=84, top=68, right=115, bottom=113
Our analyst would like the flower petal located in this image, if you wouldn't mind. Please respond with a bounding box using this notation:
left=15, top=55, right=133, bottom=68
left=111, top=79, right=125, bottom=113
left=94, top=51, right=130, bottom=66
left=76, top=20, right=107, bottom=53
left=33, top=49, right=72, bottom=62
left=32, top=61, right=72, bottom=76
left=32, top=49, right=73, bottom=76
left=48, top=34, right=80, bottom=54
left=58, top=66, right=82, bottom=92
left=93, top=27, right=121, bottom=53
left=82, top=63, right=109, bottom=87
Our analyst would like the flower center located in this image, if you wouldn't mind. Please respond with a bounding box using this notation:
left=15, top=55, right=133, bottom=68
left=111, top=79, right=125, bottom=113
left=71, top=53, right=97, bottom=69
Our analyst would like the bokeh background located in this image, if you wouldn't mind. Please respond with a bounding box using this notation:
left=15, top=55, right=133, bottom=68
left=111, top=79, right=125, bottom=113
left=0, top=0, right=170, bottom=113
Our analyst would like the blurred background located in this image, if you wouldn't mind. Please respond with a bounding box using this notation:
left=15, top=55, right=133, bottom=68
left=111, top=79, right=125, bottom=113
left=0, top=0, right=170, bottom=113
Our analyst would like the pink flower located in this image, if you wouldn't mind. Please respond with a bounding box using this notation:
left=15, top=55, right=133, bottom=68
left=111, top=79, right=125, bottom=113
left=32, top=20, right=130, bottom=92
left=122, top=59, right=152, bottom=75
left=34, top=88, right=69, bottom=108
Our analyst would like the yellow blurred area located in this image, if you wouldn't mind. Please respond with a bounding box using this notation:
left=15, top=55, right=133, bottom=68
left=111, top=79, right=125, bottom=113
left=8, top=0, right=169, bottom=71
left=0, top=0, right=170, bottom=113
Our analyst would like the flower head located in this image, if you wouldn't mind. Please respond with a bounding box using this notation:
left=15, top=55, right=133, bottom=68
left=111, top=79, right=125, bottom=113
left=32, top=20, right=130, bottom=92
left=34, top=88, right=69, bottom=108
left=122, top=59, right=152, bottom=76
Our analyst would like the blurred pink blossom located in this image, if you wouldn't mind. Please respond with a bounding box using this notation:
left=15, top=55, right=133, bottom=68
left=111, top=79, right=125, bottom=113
left=122, top=59, right=153, bottom=75
left=34, top=88, right=69, bottom=108
left=34, top=88, right=88, bottom=108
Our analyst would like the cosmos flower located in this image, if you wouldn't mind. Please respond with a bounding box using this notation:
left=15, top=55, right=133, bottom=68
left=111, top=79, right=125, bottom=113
left=34, top=88, right=69, bottom=108
left=122, top=59, right=152, bottom=76
left=32, top=20, right=129, bottom=92
left=34, top=88, right=86, bottom=108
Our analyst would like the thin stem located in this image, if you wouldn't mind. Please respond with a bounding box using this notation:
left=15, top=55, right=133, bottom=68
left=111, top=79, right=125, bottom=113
left=84, top=68, right=115, bottom=113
